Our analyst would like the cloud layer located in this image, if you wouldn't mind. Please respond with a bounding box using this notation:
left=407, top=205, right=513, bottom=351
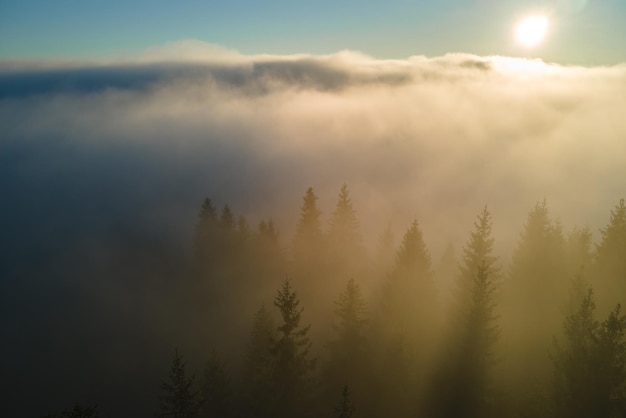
left=2, top=42, right=625, bottom=256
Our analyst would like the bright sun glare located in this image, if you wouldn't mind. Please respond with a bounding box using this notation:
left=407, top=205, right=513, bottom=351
left=516, top=16, right=548, bottom=47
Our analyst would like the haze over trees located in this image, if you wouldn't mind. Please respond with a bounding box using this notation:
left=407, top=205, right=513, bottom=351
left=13, top=184, right=626, bottom=417
left=148, top=190, right=626, bottom=418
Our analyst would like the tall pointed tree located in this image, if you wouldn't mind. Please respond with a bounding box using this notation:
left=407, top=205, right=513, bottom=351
left=502, top=200, right=568, bottom=397
left=291, top=187, right=329, bottom=337
left=292, top=187, right=324, bottom=264
left=595, top=198, right=626, bottom=312
left=427, top=209, right=500, bottom=418
left=459, top=207, right=499, bottom=288
left=374, top=220, right=435, bottom=417
left=334, top=386, right=356, bottom=418
left=242, top=304, right=277, bottom=418
left=382, top=220, right=434, bottom=332
left=323, top=279, right=369, bottom=407
left=552, top=289, right=626, bottom=418
left=192, top=198, right=219, bottom=279
left=198, top=350, right=233, bottom=418
left=158, top=349, right=198, bottom=418
left=219, top=205, right=235, bottom=231
left=327, top=185, right=366, bottom=269
left=271, top=279, right=316, bottom=418
left=251, top=219, right=285, bottom=294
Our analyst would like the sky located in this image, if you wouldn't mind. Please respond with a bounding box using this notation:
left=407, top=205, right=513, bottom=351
left=1, top=0, right=625, bottom=65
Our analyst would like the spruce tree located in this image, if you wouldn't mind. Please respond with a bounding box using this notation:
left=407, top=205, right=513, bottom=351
left=219, top=205, right=235, bottom=231
left=595, top=198, right=626, bottom=312
left=198, top=350, right=232, bottom=418
left=428, top=209, right=500, bottom=418
left=459, top=207, right=499, bottom=291
left=242, top=304, right=277, bottom=418
left=502, top=200, right=568, bottom=399
left=334, top=386, right=356, bottom=418
left=375, top=220, right=434, bottom=417
left=327, top=185, right=365, bottom=268
left=251, top=219, right=285, bottom=293
left=292, top=187, right=324, bottom=264
left=552, top=289, right=626, bottom=418
left=158, top=349, right=198, bottom=418
left=332, top=279, right=368, bottom=358
left=271, top=279, right=316, bottom=418
left=324, top=279, right=368, bottom=407
left=42, top=404, right=101, bottom=418
left=192, top=198, right=219, bottom=279
left=382, top=220, right=434, bottom=334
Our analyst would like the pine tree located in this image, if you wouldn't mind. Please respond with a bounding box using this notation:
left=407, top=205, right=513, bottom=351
left=459, top=262, right=499, bottom=416
left=236, top=215, right=252, bottom=249
left=382, top=220, right=434, bottom=334
left=242, top=304, right=277, bottom=418
left=334, top=386, right=356, bottom=418
left=219, top=205, right=235, bottom=231
left=192, top=198, right=219, bottom=279
left=552, top=289, right=626, bottom=418
left=502, top=200, right=568, bottom=397
left=292, top=187, right=324, bottom=263
left=595, top=198, right=626, bottom=312
left=158, top=349, right=198, bottom=418
left=324, top=279, right=369, bottom=406
left=596, top=304, right=626, bottom=415
left=430, top=208, right=500, bottom=418
left=394, top=220, right=431, bottom=277
left=332, top=279, right=368, bottom=356
left=459, top=207, right=499, bottom=290
left=253, top=219, right=285, bottom=286
left=42, top=404, right=101, bottom=418
left=428, top=209, right=500, bottom=418
left=327, top=185, right=365, bottom=267
left=271, top=279, right=316, bottom=418
left=374, top=220, right=434, bottom=417
left=198, top=350, right=232, bottom=418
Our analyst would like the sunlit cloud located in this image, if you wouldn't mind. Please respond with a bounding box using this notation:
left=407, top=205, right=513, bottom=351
left=1, top=40, right=625, bottom=256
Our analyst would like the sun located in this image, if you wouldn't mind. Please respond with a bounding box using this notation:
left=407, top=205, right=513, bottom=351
left=516, top=16, right=548, bottom=47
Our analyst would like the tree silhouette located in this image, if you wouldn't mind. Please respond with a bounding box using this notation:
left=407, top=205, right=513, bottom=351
left=323, top=279, right=369, bottom=408
left=327, top=185, right=366, bottom=274
left=428, top=208, right=501, bottom=418
left=292, top=187, right=324, bottom=263
left=502, top=200, right=568, bottom=401
left=192, top=198, right=219, bottom=280
left=198, top=350, right=232, bottom=418
left=271, top=279, right=316, bottom=418
left=552, top=288, right=626, bottom=418
left=459, top=207, right=499, bottom=294
left=158, top=349, right=198, bottom=418
left=595, top=198, right=626, bottom=312
left=242, top=304, right=277, bottom=418
left=42, top=404, right=101, bottom=418
left=375, top=220, right=435, bottom=417
left=334, top=385, right=356, bottom=418
left=381, top=219, right=434, bottom=338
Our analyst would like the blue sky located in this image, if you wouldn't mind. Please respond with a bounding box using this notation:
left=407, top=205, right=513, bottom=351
left=1, top=0, right=625, bottom=64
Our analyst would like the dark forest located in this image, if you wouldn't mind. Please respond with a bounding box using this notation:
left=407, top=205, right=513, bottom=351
left=12, top=187, right=625, bottom=418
